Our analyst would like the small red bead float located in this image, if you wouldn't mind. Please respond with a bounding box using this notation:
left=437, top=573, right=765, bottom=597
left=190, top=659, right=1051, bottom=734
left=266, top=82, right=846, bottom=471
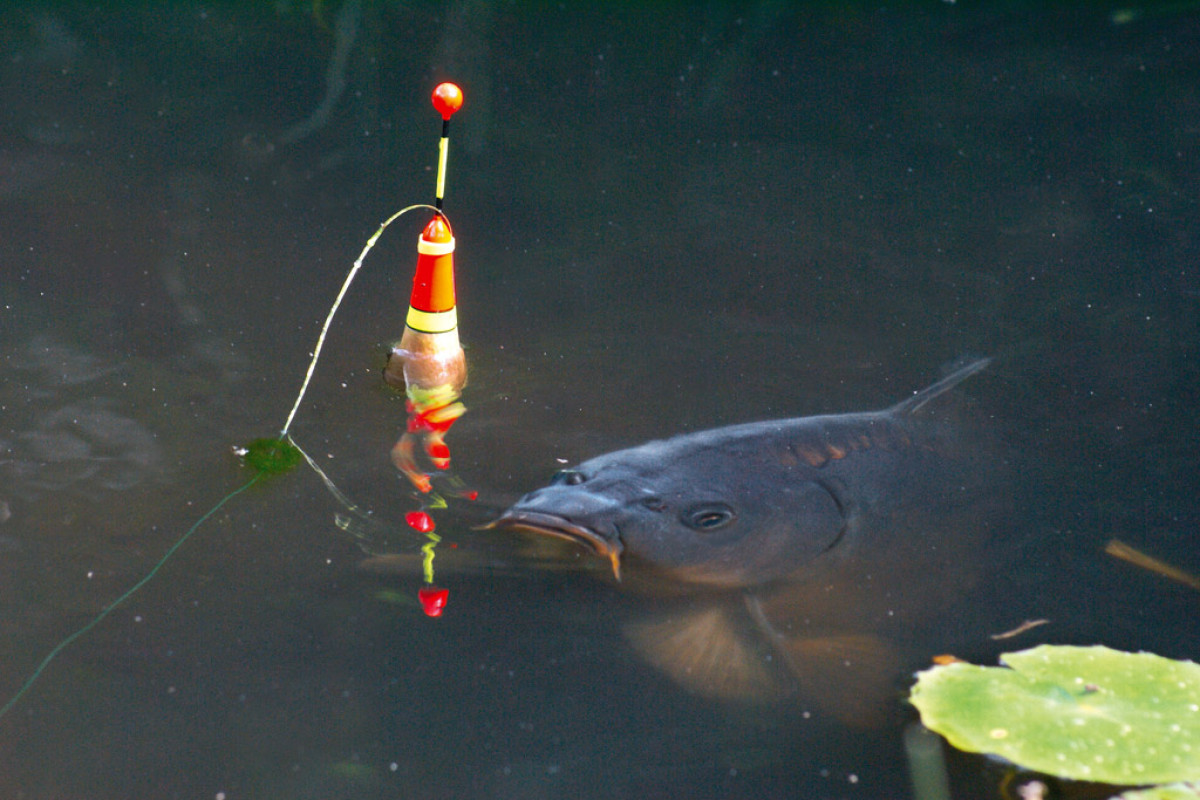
left=418, top=586, right=450, bottom=617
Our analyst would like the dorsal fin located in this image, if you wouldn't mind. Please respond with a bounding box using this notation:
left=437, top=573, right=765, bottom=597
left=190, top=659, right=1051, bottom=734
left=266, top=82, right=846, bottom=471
left=890, top=357, right=991, bottom=416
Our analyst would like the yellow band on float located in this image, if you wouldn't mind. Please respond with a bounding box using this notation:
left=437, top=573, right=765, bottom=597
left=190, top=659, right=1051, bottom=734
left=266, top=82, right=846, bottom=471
left=417, top=235, right=456, bottom=256
left=405, top=306, right=458, bottom=334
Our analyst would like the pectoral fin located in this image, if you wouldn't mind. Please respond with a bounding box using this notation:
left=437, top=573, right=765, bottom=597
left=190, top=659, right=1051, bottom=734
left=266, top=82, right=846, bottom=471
left=624, top=606, right=786, bottom=701
left=625, top=599, right=902, bottom=727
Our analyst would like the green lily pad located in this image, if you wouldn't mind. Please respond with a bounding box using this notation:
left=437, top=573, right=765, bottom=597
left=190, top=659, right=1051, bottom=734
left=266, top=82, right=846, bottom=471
left=1114, top=783, right=1200, bottom=800
left=910, top=645, right=1200, bottom=784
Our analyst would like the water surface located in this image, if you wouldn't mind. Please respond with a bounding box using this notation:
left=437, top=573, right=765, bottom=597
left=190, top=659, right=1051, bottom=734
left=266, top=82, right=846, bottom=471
left=1, top=3, right=1197, bottom=798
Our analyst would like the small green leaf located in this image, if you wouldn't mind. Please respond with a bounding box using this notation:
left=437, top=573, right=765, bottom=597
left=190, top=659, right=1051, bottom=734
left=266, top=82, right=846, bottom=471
left=910, top=645, right=1200, bottom=784
left=241, top=437, right=301, bottom=475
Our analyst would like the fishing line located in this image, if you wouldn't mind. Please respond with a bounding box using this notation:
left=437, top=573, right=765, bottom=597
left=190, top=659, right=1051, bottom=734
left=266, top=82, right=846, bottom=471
left=0, top=472, right=264, bottom=720
left=281, top=203, right=443, bottom=437
left=290, top=434, right=392, bottom=549
left=2, top=95, right=462, bottom=719
left=0, top=206, right=434, bottom=717
left=292, top=435, right=364, bottom=516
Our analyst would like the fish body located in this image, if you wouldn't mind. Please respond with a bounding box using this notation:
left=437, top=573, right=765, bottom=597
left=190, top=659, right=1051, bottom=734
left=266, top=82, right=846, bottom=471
left=494, top=358, right=995, bottom=590
left=490, top=359, right=1004, bottom=721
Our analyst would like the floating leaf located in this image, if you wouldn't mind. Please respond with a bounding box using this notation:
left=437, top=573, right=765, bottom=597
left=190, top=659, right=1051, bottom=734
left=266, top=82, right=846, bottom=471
left=1113, top=783, right=1200, bottom=800
left=241, top=437, right=301, bottom=474
left=910, top=645, right=1200, bottom=784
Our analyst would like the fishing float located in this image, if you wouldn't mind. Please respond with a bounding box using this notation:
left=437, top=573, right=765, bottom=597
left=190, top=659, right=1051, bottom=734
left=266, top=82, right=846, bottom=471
left=0, top=81, right=472, bottom=721
left=384, top=82, right=469, bottom=616
left=385, top=82, right=467, bottom=492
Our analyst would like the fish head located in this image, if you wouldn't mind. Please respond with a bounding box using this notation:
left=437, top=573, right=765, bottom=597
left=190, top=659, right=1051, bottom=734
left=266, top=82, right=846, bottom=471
left=490, top=433, right=850, bottom=588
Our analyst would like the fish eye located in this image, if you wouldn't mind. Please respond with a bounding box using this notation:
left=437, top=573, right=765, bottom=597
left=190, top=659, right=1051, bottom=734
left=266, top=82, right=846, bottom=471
left=681, top=504, right=736, bottom=531
left=551, top=469, right=585, bottom=486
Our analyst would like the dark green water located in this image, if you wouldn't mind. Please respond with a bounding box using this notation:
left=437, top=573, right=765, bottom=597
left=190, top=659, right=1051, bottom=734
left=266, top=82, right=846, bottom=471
left=1, top=2, right=1197, bottom=798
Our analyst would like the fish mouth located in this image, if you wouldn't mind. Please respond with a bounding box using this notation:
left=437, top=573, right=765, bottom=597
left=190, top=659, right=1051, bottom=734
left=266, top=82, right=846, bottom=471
left=485, top=511, right=624, bottom=580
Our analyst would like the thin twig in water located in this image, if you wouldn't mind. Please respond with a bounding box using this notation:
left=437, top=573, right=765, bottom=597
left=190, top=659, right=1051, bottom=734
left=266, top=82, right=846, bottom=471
left=1106, top=538, right=1200, bottom=591
left=989, top=619, right=1051, bottom=640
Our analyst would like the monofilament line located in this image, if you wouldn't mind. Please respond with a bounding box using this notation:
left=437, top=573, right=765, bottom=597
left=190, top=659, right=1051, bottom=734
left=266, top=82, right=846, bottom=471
left=280, top=203, right=443, bottom=437
left=0, top=472, right=264, bottom=720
